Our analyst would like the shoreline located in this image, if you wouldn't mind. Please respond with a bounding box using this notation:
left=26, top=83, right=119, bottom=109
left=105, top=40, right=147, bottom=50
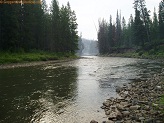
left=0, top=51, right=77, bottom=65
left=0, top=58, right=77, bottom=69
left=95, top=69, right=164, bottom=123
left=0, top=51, right=78, bottom=69
left=100, top=52, right=164, bottom=61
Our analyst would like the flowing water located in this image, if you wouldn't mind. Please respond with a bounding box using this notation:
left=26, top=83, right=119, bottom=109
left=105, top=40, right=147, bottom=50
left=0, top=56, right=163, bottom=123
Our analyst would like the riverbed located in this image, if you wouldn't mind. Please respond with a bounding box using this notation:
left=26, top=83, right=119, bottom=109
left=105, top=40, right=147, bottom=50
left=0, top=56, right=163, bottom=123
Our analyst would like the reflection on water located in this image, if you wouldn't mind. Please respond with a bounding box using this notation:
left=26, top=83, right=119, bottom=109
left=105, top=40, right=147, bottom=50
left=0, top=65, right=78, bottom=123
left=0, top=56, right=163, bottom=123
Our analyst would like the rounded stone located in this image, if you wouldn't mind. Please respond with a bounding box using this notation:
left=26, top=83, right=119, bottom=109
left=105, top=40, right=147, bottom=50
left=90, top=120, right=98, bottom=123
left=122, top=111, right=130, bottom=116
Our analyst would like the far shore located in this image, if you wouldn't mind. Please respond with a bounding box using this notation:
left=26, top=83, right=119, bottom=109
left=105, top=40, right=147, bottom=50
left=0, top=51, right=78, bottom=69
left=99, top=51, right=164, bottom=60
left=0, top=58, right=77, bottom=69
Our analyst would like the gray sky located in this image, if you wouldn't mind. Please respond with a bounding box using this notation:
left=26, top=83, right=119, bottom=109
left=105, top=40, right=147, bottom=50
left=47, top=0, right=161, bottom=40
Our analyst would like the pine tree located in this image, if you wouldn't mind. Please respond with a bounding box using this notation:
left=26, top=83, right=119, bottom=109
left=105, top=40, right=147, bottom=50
left=98, top=19, right=109, bottom=53
left=122, top=17, right=126, bottom=47
left=128, top=14, right=135, bottom=47
left=68, top=9, right=78, bottom=52
left=134, top=0, right=151, bottom=42
left=134, top=9, right=146, bottom=47
left=159, top=0, right=164, bottom=39
left=59, top=2, right=78, bottom=52
left=51, top=0, right=60, bottom=51
left=0, top=4, right=21, bottom=51
left=150, top=8, right=159, bottom=41
left=21, top=3, right=37, bottom=50
left=65, top=2, right=78, bottom=52
left=115, top=10, right=122, bottom=47
left=108, top=15, right=114, bottom=48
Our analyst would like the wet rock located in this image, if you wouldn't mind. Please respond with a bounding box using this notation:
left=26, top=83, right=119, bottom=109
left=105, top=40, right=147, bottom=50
left=110, top=106, right=116, bottom=111
left=131, top=99, right=139, bottom=105
left=105, top=110, right=111, bottom=115
left=56, top=109, right=64, bottom=114
left=116, top=96, right=125, bottom=101
left=115, top=121, right=123, bottom=123
left=144, top=105, right=150, bottom=111
left=107, top=109, right=122, bottom=120
left=156, top=86, right=162, bottom=90
left=139, top=117, right=145, bottom=121
left=129, top=105, right=140, bottom=110
left=105, top=120, right=114, bottom=123
left=122, top=111, right=130, bottom=117
left=56, top=102, right=65, bottom=108
left=108, top=112, right=117, bottom=120
left=152, top=103, right=158, bottom=107
left=116, top=86, right=122, bottom=93
left=120, top=101, right=128, bottom=107
left=145, top=118, right=154, bottom=123
left=101, top=105, right=106, bottom=109
left=116, top=104, right=125, bottom=111
left=156, top=120, right=162, bottom=123
left=124, top=120, right=132, bottom=123
left=138, top=101, right=149, bottom=105
left=90, top=120, right=98, bottom=123
left=130, top=115, right=138, bottom=121
left=103, top=100, right=112, bottom=107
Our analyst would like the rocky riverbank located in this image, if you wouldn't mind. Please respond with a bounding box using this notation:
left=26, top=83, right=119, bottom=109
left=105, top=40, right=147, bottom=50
left=91, top=69, right=164, bottom=123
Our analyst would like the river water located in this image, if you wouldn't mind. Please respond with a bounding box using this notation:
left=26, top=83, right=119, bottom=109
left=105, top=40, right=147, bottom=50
left=0, top=56, right=163, bottom=123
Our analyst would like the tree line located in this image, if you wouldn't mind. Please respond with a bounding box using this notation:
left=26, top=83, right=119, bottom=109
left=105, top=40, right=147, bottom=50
left=0, top=0, right=78, bottom=53
left=98, top=0, right=164, bottom=54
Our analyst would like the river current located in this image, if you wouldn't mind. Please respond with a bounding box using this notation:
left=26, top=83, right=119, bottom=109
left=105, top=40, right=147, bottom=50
left=0, top=56, right=163, bottom=123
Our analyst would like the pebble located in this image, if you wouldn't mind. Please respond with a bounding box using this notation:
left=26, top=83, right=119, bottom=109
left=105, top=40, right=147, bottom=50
left=105, top=120, right=114, bottom=123
left=122, top=111, right=130, bottom=116
left=145, top=118, right=154, bottom=123
left=108, top=112, right=117, bottom=120
left=129, top=105, right=140, bottom=110
left=139, top=117, right=145, bottom=121
left=115, top=121, right=122, bottom=123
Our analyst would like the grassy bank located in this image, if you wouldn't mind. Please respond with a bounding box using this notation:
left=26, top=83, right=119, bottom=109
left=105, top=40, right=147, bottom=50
left=0, top=51, right=77, bottom=64
left=102, top=50, right=164, bottom=59
left=105, top=51, right=164, bottom=59
left=159, top=95, right=164, bottom=113
left=102, top=42, right=164, bottom=59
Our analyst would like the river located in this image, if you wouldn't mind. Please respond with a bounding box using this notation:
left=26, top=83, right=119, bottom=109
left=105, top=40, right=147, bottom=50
left=0, top=56, right=163, bottom=123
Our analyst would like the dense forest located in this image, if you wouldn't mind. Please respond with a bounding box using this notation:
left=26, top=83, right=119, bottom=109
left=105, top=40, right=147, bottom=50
left=0, top=0, right=78, bottom=53
left=98, top=0, right=164, bottom=55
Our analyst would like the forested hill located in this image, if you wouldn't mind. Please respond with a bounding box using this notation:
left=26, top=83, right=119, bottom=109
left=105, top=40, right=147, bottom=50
left=0, top=0, right=78, bottom=53
left=98, top=0, right=164, bottom=57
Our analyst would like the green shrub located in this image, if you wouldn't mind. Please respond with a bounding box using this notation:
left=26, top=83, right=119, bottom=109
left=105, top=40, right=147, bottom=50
left=0, top=51, right=76, bottom=64
left=138, top=51, right=144, bottom=56
left=149, top=49, right=155, bottom=55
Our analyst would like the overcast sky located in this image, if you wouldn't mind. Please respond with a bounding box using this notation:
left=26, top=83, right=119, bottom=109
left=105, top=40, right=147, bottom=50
left=46, top=0, right=161, bottom=40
